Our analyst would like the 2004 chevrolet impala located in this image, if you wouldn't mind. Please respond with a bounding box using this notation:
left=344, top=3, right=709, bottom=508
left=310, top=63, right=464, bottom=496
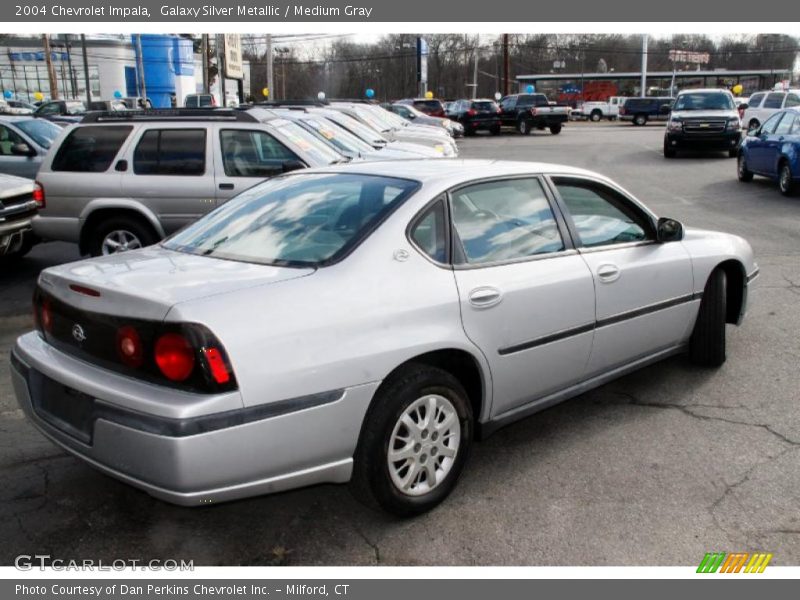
left=11, top=160, right=758, bottom=516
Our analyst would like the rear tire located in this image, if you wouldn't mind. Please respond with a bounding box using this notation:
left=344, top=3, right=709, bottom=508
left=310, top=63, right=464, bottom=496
left=549, top=124, right=562, bottom=135
left=779, top=161, right=795, bottom=196
left=633, top=114, right=647, bottom=126
left=590, top=110, right=602, bottom=122
left=689, top=269, right=727, bottom=367
left=88, top=215, right=158, bottom=257
left=737, top=154, right=753, bottom=182
left=490, top=125, right=501, bottom=136
left=350, top=364, right=473, bottom=517
left=517, top=119, right=531, bottom=135
left=728, top=148, right=738, bottom=158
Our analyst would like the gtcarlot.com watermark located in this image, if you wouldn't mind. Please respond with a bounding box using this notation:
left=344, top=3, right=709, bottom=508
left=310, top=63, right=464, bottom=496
left=15, top=554, right=194, bottom=571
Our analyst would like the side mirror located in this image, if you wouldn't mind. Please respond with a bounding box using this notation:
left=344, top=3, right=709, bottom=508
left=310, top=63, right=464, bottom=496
left=747, top=126, right=760, bottom=137
left=281, top=159, right=305, bottom=173
left=656, top=217, right=684, bottom=243
left=10, top=142, right=35, bottom=157
left=739, top=103, right=748, bottom=110
left=660, top=104, right=672, bottom=114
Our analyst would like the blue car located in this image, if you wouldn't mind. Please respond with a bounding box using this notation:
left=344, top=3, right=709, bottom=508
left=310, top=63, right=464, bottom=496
left=738, top=108, right=800, bottom=195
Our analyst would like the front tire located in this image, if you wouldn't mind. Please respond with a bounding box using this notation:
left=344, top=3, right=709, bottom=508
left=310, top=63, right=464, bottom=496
left=590, top=110, right=602, bottom=122
left=350, top=364, right=473, bottom=517
left=690, top=269, right=727, bottom=367
left=549, top=124, right=562, bottom=135
left=633, top=114, right=647, bottom=126
left=663, top=138, right=676, bottom=158
left=779, top=162, right=795, bottom=196
left=737, top=154, right=753, bottom=182
left=517, top=119, right=531, bottom=135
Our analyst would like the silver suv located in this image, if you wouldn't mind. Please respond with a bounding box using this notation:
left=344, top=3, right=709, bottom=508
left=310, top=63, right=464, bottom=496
left=33, top=108, right=346, bottom=256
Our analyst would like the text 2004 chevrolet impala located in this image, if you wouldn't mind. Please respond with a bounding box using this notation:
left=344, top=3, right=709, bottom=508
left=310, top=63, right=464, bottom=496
left=11, top=160, right=758, bottom=516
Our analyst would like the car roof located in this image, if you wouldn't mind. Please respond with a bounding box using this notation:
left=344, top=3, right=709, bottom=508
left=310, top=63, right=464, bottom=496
left=0, top=115, right=34, bottom=123
left=676, top=88, right=733, bottom=95
left=299, top=159, right=603, bottom=186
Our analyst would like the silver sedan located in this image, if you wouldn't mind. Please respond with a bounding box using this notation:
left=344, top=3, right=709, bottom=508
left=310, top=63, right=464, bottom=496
left=11, top=160, right=758, bottom=516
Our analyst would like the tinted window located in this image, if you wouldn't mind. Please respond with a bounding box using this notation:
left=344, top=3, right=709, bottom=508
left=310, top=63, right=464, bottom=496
left=763, top=93, right=785, bottom=109
left=450, top=178, right=564, bottom=265
left=774, top=113, right=794, bottom=136
left=748, top=93, right=765, bottom=108
left=51, top=125, right=132, bottom=172
left=500, top=96, right=516, bottom=110
left=673, top=92, right=734, bottom=111
left=516, top=95, right=533, bottom=107
left=410, top=199, right=447, bottom=263
left=784, top=94, right=800, bottom=108
left=164, top=174, right=419, bottom=266
left=472, top=101, right=499, bottom=111
left=760, top=112, right=784, bottom=134
left=414, top=100, right=443, bottom=110
left=185, top=96, right=198, bottom=108
left=220, top=129, right=299, bottom=177
left=553, top=178, right=653, bottom=247
left=133, top=129, right=206, bottom=176
left=37, top=102, right=62, bottom=115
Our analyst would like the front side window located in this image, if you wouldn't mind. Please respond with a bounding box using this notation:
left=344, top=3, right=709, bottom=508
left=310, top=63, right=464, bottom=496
left=163, top=174, right=420, bottom=266
left=133, top=129, right=206, bottom=176
left=51, top=125, right=132, bottom=172
left=37, top=102, right=61, bottom=115
left=552, top=178, right=653, bottom=248
left=16, top=119, right=61, bottom=149
left=410, top=199, right=447, bottom=263
left=0, top=125, right=25, bottom=155
left=774, top=113, right=794, bottom=136
left=763, top=93, right=785, bottom=109
left=450, top=178, right=564, bottom=265
left=220, top=129, right=299, bottom=177
left=760, top=112, right=784, bottom=134
left=748, top=93, right=765, bottom=108
left=783, top=94, right=800, bottom=108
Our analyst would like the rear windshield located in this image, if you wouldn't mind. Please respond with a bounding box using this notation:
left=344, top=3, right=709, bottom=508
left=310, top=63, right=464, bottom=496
left=472, top=101, right=499, bottom=111
left=414, top=100, right=443, bottom=109
left=65, top=102, right=86, bottom=115
left=163, top=173, right=420, bottom=266
left=673, top=92, right=735, bottom=111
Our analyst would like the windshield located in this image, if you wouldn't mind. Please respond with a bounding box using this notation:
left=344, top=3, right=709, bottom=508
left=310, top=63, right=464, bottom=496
left=15, top=118, right=62, bottom=148
left=268, top=118, right=345, bottom=165
left=348, top=105, right=395, bottom=133
left=299, top=116, right=374, bottom=155
left=65, top=102, right=87, bottom=115
left=163, top=173, right=420, bottom=266
left=322, top=110, right=388, bottom=146
left=374, top=107, right=409, bottom=128
left=673, top=92, right=735, bottom=111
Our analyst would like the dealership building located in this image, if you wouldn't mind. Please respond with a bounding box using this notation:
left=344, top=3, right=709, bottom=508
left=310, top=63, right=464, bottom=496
left=0, top=34, right=250, bottom=107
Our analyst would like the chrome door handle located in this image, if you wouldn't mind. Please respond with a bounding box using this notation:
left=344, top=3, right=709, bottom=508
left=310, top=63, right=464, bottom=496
left=597, top=264, right=621, bottom=283
left=468, top=287, right=503, bottom=308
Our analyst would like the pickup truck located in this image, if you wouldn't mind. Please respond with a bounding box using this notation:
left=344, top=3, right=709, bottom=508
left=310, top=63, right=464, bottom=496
left=499, top=93, right=570, bottom=135
left=0, top=173, right=38, bottom=260
left=581, top=96, right=627, bottom=121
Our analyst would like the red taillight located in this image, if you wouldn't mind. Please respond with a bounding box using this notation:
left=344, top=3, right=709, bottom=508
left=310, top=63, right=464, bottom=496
left=116, top=325, right=144, bottom=368
left=203, top=347, right=231, bottom=384
left=69, top=284, right=101, bottom=297
left=467, top=109, right=476, bottom=116
left=33, top=181, right=45, bottom=209
left=154, top=333, right=195, bottom=382
left=40, top=298, right=53, bottom=333
left=530, top=107, right=538, bottom=116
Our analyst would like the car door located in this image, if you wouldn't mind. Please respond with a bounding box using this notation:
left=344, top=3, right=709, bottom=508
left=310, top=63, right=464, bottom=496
left=0, top=123, right=39, bottom=178
left=747, top=112, right=783, bottom=173
left=449, top=176, right=596, bottom=418
left=549, top=176, right=694, bottom=377
left=214, top=126, right=306, bottom=204
left=120, top=125, right=216, bottom=234
left=764, top=111, right=795, bottom=176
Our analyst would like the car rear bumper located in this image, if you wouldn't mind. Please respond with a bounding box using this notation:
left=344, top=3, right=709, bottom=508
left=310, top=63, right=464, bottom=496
left=31, top=215, right=81, bottom=243
left=465, top=118, right=501, bottom=130
left=11, top=332, right=378, bottom=506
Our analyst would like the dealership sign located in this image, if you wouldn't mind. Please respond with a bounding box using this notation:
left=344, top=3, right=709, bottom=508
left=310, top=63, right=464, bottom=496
left=224, top=33, right=243, bottom=79
left=669, top=49, right=710, bottom=64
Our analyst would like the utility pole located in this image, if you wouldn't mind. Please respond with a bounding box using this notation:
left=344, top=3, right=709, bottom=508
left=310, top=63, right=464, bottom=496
left=201, top=34, right=209, bottom=94
left=42, top=34, right=59, bottom=100
left=472, top=44, right=479, bottom=99
left=63, top=34, right=77, bottom=98
left=503, top=34, right=509, bottom=96
left=266, top=34, right=274, bottom=101
left=135, top=34, right=147, bottom=104
left=80, top=34, right=91, bottom=106
left=216, top=34, right=226, bottom=106
left=640, top=34, right=648, bottom=98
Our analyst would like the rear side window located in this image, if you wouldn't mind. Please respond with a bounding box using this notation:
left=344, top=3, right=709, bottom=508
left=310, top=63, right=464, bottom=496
left=763, top=93, right=785, bottom=109
left=450, top=178, right=564, bottom=265
left=185, top=96, right=198, bottom=108
left=748, top=93, right=765, bottom=108
left=51, top=125, right=132, bottom=172
left=784, top=94, right=800, bottom=108
left=410, top=199, right=447, bottom=263
left=220, top=129, right=299, bottom=177
left=133, top=129, right=206, bottom=176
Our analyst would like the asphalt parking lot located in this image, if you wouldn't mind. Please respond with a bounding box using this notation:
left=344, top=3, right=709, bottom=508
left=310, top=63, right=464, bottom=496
left=1, top=121, right=798, bottom=566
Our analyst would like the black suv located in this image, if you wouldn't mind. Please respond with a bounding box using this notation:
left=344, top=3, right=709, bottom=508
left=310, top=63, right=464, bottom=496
left=619, top=97, right=674, bottom=126
left=450, top=99, right=502, bottom=135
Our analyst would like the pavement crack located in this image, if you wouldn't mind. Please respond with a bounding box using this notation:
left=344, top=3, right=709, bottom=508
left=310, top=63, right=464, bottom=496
left=610, top=391, right=800, bottom=446
left=351, top=523, right=381, bottom=565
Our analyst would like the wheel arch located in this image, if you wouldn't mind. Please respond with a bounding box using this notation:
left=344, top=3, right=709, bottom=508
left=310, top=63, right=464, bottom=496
left=78, top=201, right=164, bottom=255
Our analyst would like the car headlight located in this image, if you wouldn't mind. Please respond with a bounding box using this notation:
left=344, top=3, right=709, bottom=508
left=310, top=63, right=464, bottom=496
left=727, top=118, right=742, bottom=131
left=667, top=119, right=682, bottom=132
